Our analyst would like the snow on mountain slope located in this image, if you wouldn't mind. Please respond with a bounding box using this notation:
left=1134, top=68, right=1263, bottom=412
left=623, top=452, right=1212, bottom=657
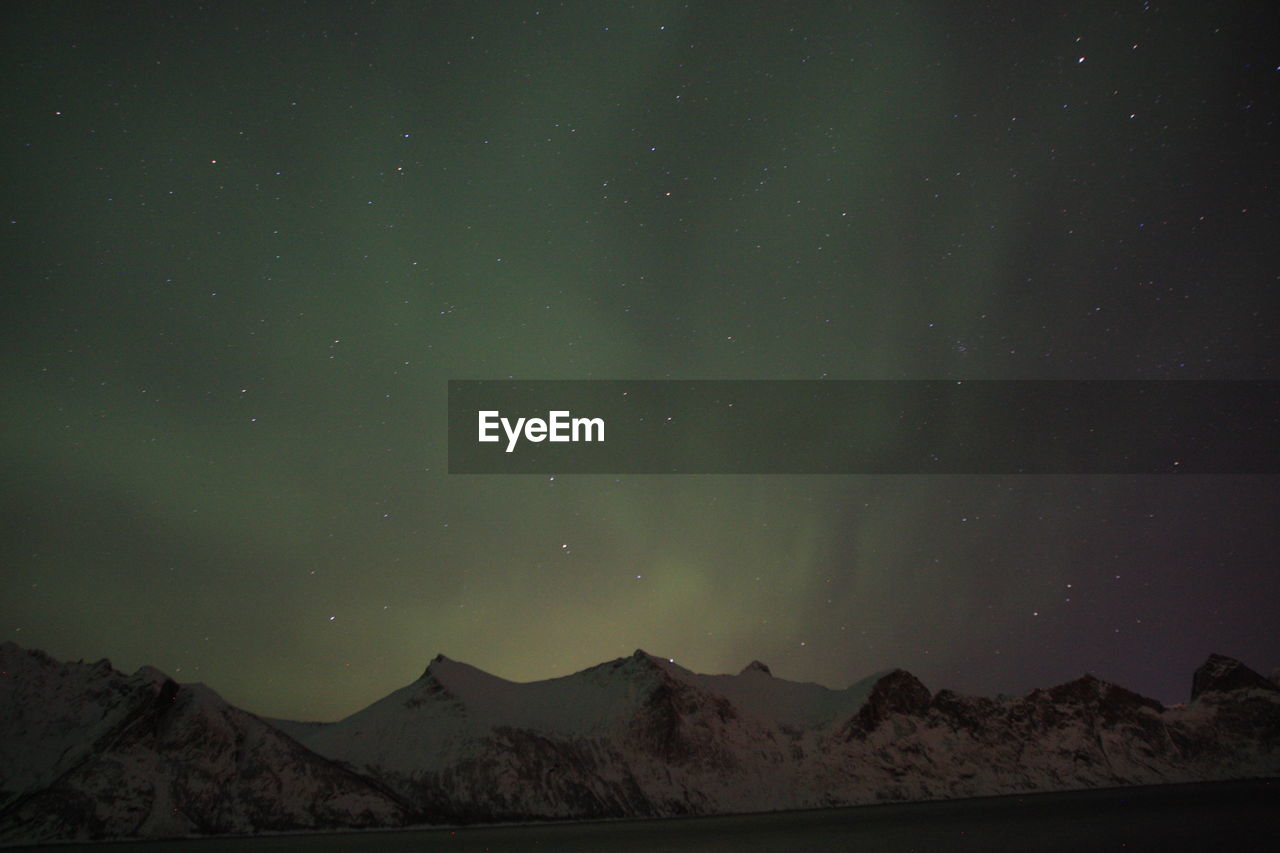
left=297, top=650, right=732, bottom=770
left=284, top=649, right=1280, bottom=821
left=809, top=668, right=1280, bottom=803
left=0, top=643, right=168, bottom=810
left=4, top=642, right=1278, bottom=842
left=691, top=659, right=886, bottom=730
left=0, top=643, right=412, bottom=844
left=291, top=650, right=803, bottom=819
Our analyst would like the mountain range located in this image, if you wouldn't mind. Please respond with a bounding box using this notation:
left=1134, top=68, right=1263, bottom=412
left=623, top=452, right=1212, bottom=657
left=2, top=641, right=1277, bottom=844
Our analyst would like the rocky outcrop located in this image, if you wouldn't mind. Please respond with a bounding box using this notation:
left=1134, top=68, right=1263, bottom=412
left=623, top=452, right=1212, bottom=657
left=0, top=643, right=412, bottom=844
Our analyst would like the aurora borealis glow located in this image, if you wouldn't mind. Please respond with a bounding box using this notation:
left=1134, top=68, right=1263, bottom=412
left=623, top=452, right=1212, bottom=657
left=2, top=1, right=1276, bottom=720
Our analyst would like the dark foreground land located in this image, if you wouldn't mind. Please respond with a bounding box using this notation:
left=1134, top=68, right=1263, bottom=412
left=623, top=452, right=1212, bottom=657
left=7, top=779, right=1277, bottom=852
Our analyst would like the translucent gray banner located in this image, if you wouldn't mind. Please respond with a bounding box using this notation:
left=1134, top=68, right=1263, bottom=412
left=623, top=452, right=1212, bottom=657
left=447, top=381, right=1278, bottom=474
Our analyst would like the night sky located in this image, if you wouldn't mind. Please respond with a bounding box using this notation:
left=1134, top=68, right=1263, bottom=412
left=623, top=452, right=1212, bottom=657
left=3, top=1, right=1277, bottom=721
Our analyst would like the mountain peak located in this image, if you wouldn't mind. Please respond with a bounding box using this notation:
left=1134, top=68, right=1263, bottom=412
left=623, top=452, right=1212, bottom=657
left=1191, top=653, right=1279, bottom=700
left=418, top=653, right=453, bottom=680
left=841, top=669, right=931, bottom=739
left=1041, top=673, right=1163, bottom=715
left=739, top=660, right=772, bottom=676
left=629, top=649, right=680, bottom=668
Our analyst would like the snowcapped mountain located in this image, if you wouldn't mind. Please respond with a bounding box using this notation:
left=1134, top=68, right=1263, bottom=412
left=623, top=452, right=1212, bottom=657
left=281, top=650, right=855, bottom=820
left=3, top=642, right=1278, bottom=844
left=282, top=648, right=1280, bottom=822
left=0, top=642, right=411, bottom=844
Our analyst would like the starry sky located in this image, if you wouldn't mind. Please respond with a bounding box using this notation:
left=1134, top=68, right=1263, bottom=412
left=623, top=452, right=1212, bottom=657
left=3, top=1, right=1277, bottom=721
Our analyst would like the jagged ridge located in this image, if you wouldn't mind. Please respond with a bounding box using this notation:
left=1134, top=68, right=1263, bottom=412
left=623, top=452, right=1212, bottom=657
left=0, top=643, right=412, bottom=844
left=3, top=642, right=1279, bottom=843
